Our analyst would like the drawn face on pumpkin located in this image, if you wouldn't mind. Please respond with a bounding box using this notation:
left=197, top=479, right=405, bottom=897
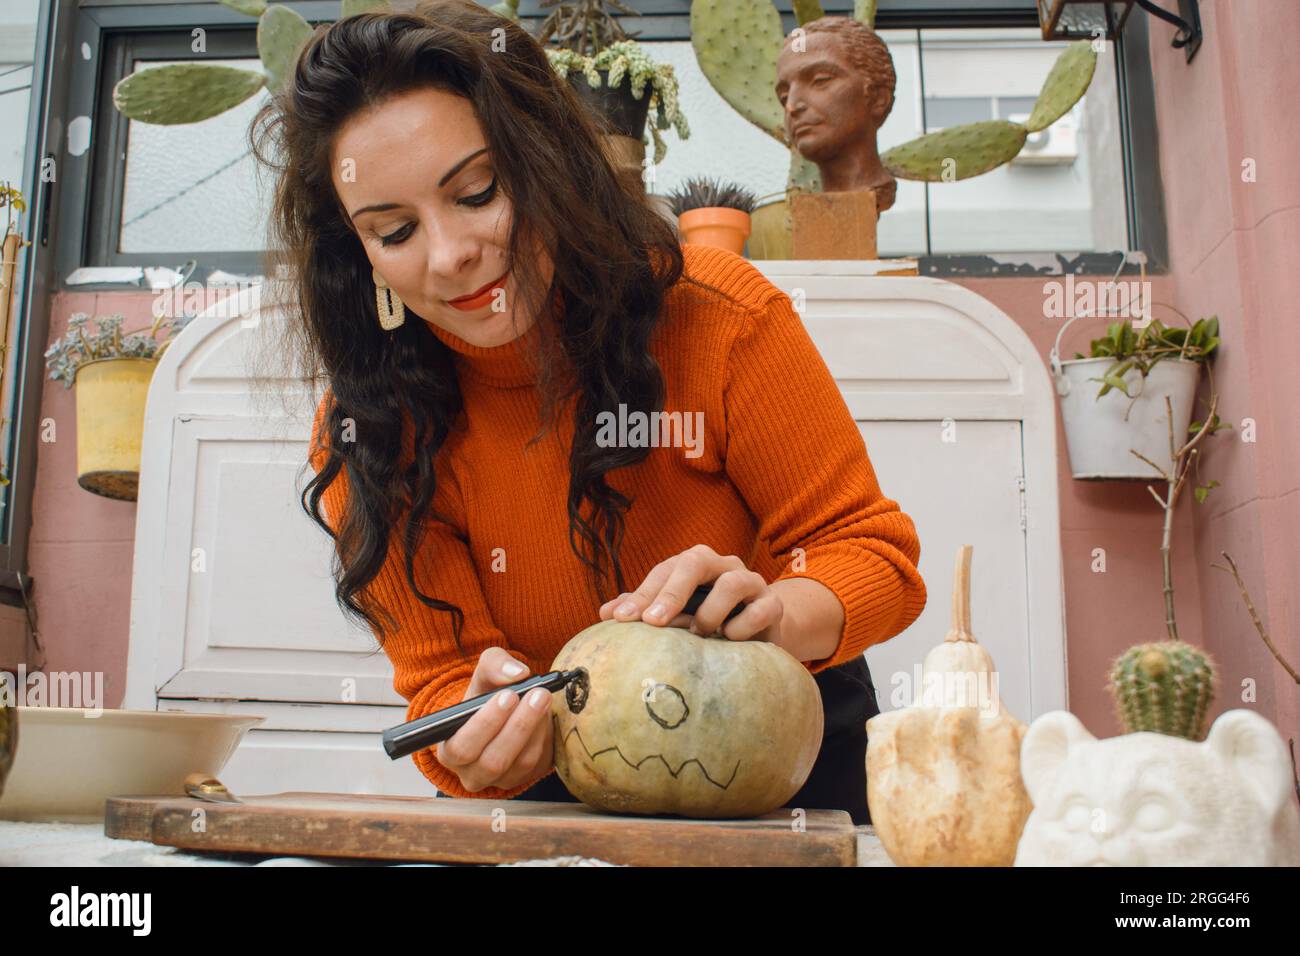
left=557, top=666, right=740, bottom=792
left=548, top=619, right=824, bottom=819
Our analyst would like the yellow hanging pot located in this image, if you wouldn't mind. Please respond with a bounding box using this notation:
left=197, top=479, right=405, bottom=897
left=73, top=356, right=157, bottom=501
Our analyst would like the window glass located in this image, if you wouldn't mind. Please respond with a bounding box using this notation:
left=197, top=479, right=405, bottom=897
left=118, top=57, right=275, bottom=253
left=646, top=26, right=1128, bottom=256
left=0, top=0, right=38, bottom=190
left=108, top=26, right=1129, bottom=259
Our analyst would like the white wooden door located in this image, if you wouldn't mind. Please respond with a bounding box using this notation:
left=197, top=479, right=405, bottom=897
left=755, top=262, right=1065, bottom=722
left=860, top=420, right=1030, bottom=722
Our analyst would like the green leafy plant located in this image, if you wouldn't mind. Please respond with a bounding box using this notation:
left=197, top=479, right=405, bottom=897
left=665, top=177, right=758, bottom=215
left=1, top=181, right=26, bottom=239
left=43, top=312, right=194, bottom=390
left=1076, top=313, right=1222, bottom=399
left=0, top=181, right=29, bottom=488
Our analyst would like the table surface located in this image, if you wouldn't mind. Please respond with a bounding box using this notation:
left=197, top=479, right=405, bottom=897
left=0, top=820, right=894, bottom=867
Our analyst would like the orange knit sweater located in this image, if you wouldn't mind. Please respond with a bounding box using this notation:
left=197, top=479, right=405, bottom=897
left=308, top=244, right=927, bottom=799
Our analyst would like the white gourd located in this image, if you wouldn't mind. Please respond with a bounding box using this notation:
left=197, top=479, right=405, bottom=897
left=865, top=544, right=1033, bottom=866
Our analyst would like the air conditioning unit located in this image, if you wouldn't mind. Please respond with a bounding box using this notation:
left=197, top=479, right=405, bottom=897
left=1009, top=109, right=1079, bottom=165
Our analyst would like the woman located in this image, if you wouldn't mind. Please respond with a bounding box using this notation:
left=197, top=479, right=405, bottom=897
left=257, top=0, right=927, bottom=824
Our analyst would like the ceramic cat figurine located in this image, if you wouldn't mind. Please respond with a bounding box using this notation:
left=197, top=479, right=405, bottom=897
left=1015, top=709, right=1300, bottom=866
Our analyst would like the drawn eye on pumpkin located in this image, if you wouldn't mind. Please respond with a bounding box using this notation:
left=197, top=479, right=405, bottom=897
left=645, top=683, right=688, bottom=730
left=565, top=667, right=590, bottom=714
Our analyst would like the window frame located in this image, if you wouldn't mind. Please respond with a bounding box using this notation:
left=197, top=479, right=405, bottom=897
left=56, top=0, right=1169, bottom=287
left=0, top=0, right=1166, bottom=586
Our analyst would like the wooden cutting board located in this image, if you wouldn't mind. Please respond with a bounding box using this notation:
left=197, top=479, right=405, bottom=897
left=104, top=792, right=858, bottom=866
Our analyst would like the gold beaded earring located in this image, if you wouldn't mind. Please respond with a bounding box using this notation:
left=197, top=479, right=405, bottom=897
left=373, top=267, right=406, bottom=330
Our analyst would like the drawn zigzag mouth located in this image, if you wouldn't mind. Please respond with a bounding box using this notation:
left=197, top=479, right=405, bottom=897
left=557, top=722, right=741, bottom=790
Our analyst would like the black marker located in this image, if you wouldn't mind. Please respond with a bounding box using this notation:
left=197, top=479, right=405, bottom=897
left=381, top=582, right=747, bottom=759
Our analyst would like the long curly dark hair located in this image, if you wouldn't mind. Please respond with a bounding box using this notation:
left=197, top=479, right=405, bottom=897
left=250, top=0, right=727, bottom=656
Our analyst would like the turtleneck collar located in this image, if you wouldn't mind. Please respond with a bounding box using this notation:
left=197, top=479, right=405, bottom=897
left=425, top=288, right=563, bottom=389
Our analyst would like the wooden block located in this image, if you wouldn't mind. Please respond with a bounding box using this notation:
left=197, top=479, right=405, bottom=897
left=105, top=791, right=859, bottom=866
left=790, top=189, right=878, bottom=260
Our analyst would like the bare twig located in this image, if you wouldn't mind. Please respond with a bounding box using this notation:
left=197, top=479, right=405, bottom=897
left=1130, top=448, right=1170, bottom=483
left=1210, top=551, right=1300, bottom=684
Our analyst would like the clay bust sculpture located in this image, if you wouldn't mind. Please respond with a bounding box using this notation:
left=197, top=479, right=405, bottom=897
left=776, top=15, right=898, bottom=212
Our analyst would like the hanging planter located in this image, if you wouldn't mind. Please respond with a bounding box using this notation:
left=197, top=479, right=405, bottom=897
left=71, top=357, right=158, bottom=501
left=543, top=42, right=688, bottom=168
left=1049, top=310, right=1220, bottom=480
left=45, top=309, right=193, bottom=501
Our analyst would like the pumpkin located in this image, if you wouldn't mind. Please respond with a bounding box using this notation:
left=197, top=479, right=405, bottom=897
left=549, top=618, right=823, bottom=818
left=865, top=544, right=1032, bottom=865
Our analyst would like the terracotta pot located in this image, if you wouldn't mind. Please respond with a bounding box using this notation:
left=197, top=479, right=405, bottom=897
left=678, top=207, right=752, bottom=256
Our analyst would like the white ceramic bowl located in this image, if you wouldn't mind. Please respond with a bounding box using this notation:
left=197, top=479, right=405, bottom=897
left=0, top=707, right=263, bottom=822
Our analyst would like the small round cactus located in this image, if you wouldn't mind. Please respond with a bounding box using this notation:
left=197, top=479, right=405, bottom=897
left=1108, top=641, right=1217, bottom=741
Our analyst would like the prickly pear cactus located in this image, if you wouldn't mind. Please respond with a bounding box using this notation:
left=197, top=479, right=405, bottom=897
left=1025, top=40, right=1097, bottom=132
left=694, top=0, right=1098, bottom=189
left=341, top=0, right=389, bottom=15
left=1108, top=641, right=1217, bottom=741
left=788, top=151, right=821, bottom=192
left=218, top=0, right=267, bottom=16
left=691, top=0, right=788, bottom=142
left=113, top=63, right=268, bottom=125
left=791, top=0, right=826, bottom=23
left=882, top=120, right=1028, bottom=181
left=258, top=4, right=314, bottom=93
left=117, top=1, right=391, bottom=127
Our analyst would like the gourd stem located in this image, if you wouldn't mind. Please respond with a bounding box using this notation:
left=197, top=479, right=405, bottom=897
left=947, top=544, right=975, bottom=643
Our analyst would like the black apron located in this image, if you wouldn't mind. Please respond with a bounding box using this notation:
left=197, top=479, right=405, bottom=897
left=434, top=655, right=881, bottom=825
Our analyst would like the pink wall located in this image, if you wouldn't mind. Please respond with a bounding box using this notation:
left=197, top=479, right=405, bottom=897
left=27, top=2, right=1298, bottom=746
left=1144, top=0, right=1300, bottom=744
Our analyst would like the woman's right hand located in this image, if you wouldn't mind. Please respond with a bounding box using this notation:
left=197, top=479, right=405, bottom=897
left=435, top=647, right=555, bottom=793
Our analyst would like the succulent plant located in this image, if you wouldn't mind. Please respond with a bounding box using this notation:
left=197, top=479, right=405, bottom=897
left=1108, top=642, right=1217, bottom=741
left=44, top=312, right=194, bottom=389
left=545, top=40, right=688, bottom=164
left=665, top=177, right=758, bottom=216
left=690, top=0, right=1099, bottom=193
left=112, top=0, right=390, bottom=127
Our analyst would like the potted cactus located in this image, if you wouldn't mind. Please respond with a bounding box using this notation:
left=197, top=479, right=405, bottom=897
left=665, top=177, right=758, bottom=255
left=44, top=312, right=193, bottom=501
left=692, top=0, right=1098, bottom=256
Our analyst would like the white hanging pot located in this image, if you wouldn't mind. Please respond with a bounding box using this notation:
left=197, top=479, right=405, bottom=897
left=1049, top=314, right=1202, bottom=480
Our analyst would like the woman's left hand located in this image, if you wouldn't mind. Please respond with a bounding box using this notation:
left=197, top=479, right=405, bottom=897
left=597, top=544, right=785, bottom=645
